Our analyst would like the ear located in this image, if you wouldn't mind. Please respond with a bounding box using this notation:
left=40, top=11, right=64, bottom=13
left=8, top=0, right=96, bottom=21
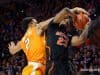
left=32, top=19, right=37, bottom=23
left=29, top=20, right=37, bottom=27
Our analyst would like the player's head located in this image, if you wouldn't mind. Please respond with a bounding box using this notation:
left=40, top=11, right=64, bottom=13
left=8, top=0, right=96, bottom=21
left=59, top=16, right=74, bottom=32
left=21, top=17, right=37, bottom=34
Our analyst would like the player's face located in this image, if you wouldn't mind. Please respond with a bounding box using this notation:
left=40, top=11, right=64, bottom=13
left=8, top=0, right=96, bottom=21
left=60, top=18, right=72, bottom=32
left=60, top=19, right=68, bottom=26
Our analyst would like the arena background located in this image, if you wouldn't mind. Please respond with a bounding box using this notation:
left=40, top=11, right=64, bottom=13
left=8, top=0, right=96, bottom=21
left=0, top=0, right=100, bottom=75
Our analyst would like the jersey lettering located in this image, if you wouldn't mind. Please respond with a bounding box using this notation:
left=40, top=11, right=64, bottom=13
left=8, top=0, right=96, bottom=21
left=56, top=31, right=69, bottom=47
left=25, top=38, right=30, bottom=50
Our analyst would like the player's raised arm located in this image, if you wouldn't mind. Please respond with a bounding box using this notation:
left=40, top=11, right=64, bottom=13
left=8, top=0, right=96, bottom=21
left=53, top=7, right=74, bottom=23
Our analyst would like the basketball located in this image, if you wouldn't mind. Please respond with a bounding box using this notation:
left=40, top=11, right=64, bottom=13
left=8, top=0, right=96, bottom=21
left=74, top=13, right=89, bottom=30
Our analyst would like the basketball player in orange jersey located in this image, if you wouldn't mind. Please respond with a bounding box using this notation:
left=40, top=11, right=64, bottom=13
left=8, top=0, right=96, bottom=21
left=8, top=17, right=53, bottom=75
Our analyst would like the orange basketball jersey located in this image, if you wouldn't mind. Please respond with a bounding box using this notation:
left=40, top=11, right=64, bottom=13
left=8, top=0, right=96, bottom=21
left=19, top=25, right=46, bottom=64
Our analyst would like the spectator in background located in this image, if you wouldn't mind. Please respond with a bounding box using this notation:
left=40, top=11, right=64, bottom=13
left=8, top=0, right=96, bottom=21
left=0, top=71, right=6, bottom=75
left=6, top=61, right=16, bottom=75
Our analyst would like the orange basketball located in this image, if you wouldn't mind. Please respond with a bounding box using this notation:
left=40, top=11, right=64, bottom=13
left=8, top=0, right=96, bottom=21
left=74, top=13, right=89, bottom=30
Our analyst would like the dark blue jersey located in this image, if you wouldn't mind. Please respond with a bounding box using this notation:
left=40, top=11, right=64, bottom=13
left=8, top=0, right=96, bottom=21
left=46, top=20, right=70, bottom=60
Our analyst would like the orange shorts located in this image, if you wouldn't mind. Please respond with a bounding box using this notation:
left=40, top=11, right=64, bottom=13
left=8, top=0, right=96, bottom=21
left=22, top=62, right=46, bottom=75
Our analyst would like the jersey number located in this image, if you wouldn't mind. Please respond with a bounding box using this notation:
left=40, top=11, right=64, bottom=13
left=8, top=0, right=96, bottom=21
left=25, top=38, right=30, bottom=50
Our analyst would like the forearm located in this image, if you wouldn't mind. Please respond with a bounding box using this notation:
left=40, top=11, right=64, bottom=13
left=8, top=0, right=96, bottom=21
left=39, top=17, right=54, bottom=30
left=36, top=18, right=53, bottom=35
left=79, top=22, right=90, bottom=41
left=53, top=7, right=73, bottom=23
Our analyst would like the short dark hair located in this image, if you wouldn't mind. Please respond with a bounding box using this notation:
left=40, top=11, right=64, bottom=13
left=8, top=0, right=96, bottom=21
left=21, top=17, right=34, bottom=34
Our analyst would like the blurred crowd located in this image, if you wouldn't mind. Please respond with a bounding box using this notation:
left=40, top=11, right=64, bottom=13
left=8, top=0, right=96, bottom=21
left=68, top=44, right=100, bottom=75
left=0, top=0, right=100, bottom=75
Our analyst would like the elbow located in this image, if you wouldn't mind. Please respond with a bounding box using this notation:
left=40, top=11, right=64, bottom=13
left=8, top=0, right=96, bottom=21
left=71, top=41, right=82, bottom=46
left=71, top=36, right=84, bottom=46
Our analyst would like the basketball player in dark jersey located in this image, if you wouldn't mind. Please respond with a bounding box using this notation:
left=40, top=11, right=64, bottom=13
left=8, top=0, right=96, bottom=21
left=45, top=7, right=90, bottom=75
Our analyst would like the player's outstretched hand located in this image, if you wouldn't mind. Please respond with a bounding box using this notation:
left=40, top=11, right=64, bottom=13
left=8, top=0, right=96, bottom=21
left=8, top=41, right=16, bottom=54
